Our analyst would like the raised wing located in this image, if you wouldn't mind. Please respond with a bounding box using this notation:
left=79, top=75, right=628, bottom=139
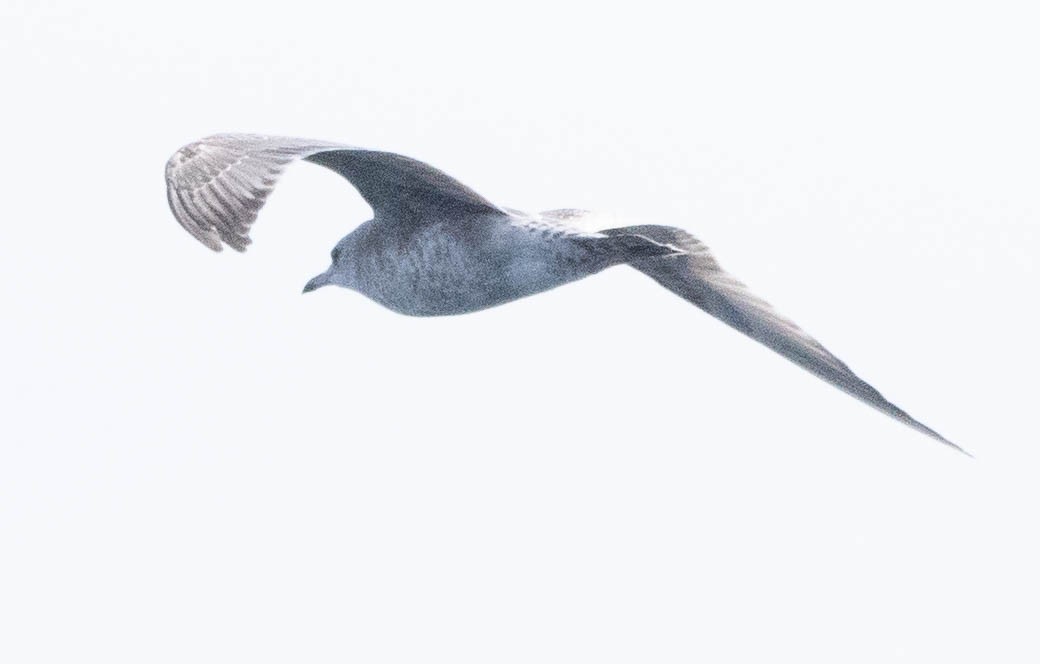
left=164, top=133, right=501, bottom=251
left=607, top=224, right=967, bottom=454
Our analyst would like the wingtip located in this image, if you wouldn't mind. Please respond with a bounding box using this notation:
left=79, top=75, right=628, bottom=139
left=876, top=403, right=970, bottom=457
left=928, top=430, right=974, bottom=458
left=942, top=439, right=974, bottom=458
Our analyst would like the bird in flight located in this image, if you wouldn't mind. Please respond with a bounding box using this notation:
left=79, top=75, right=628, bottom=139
left=165, top=133, right=965, bottom=454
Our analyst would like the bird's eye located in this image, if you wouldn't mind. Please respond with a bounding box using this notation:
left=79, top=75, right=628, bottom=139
left=331, top=248, right=341, bottom=262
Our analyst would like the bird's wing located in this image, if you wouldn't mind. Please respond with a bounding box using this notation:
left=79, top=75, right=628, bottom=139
left=165, top=133, right=502, bottom=252
left=604, top=224, right=966, bottom=454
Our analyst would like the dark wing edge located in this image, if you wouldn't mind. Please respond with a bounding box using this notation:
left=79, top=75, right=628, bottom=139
left=164, top=133, right=501, bottom=252
left=606, top=224, right=969, bottom=456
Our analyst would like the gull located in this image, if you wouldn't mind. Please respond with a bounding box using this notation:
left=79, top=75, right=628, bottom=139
left=165, top=133, right=966, bottom=454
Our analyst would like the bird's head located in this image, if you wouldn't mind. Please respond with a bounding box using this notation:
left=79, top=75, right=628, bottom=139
left=303, top=236, right=356, bottom=294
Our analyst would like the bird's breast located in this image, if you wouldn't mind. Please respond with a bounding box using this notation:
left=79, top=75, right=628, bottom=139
left=352, top=223, right=600, bottom=316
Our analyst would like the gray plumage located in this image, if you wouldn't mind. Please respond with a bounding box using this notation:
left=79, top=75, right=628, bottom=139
left=165, top=133, right=966, bottom=454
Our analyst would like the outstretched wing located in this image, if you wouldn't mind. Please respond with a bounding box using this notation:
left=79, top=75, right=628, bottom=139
left=164, top=133, right=501, bottom=251
left=605, top=224, right=967, bottom=454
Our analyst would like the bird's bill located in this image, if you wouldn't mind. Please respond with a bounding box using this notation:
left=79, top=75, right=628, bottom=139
left=302, top=271, right=331, bottom=293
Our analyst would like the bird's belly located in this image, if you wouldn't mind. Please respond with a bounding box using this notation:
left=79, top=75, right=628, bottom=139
left=358, top=230, right=599, bottom=317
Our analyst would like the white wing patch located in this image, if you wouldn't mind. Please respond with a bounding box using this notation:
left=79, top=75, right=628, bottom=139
left=508, top=208, right=630, bottom=240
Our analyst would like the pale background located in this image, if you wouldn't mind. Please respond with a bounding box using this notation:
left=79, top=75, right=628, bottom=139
left=2, top=1, right=1037, bottom=662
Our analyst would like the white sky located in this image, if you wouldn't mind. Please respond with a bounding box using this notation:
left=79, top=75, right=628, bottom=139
left=2, top=1, right=1038, bottom=662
